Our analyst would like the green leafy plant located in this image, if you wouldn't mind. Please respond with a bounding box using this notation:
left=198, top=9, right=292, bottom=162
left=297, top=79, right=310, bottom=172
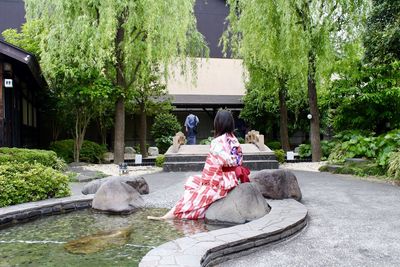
left=267, top=141, right=281, bottom=150
left=387, top=150, right=400, bottom=180
left=151, top=113, right=181, bottom=154
left=274, top=149, right=285, bottom=164
left=155, top=155, right=166, bottom=167
left=0, top=147, right=66, bottom=171
left=200, top=137, right=213, bottom=145
left=298, top=144, right=312, bottom=158
left=237, top=137, right=245, bottom=144
left=321, top=140, right=337, bottom=160
left=0, top=162, right=71, bottom=207
left=50, top=139, right=107, bottom=163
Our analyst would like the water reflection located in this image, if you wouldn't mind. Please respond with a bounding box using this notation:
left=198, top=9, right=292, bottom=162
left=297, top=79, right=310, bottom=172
left=165, top=219, right=229, bottom=236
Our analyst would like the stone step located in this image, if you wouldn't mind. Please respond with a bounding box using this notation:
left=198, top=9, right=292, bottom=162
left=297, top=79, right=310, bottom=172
left=164, top=154, right=276, bottom=163
left=163, top=160, right=279, bottom=172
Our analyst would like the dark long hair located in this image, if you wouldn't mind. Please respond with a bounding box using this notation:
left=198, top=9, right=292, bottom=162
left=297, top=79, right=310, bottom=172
left=214, top=109, right=235, bottom=137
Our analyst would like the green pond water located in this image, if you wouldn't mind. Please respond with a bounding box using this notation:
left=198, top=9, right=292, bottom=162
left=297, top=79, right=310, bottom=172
left=0, top=209, right=219, bottom=267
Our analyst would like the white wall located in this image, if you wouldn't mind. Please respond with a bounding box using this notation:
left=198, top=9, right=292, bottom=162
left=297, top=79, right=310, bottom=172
left=167, top=58, right=246, bottom=96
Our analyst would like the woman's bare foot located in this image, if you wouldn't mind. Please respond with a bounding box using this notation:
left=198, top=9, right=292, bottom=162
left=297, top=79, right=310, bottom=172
left=147, top=211, right=176, bottom=221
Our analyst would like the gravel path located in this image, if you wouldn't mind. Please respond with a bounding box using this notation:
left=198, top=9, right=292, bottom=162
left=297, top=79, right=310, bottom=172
left=217, top=170, right=400, bottom=267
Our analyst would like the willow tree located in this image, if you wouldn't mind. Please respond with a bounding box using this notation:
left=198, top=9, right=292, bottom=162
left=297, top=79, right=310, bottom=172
left=25, top=0, right=206, bottom=163
left=223, top=0, right=307, bottom=151
left=225, top=0, right=367, bottom=161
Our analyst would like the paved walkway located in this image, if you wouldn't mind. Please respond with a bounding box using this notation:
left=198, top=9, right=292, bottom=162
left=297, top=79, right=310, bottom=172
left=217, top=171, right=400, bottom=267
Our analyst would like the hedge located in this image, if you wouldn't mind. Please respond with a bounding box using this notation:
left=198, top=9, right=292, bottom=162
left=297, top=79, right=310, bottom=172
left=49, top=139, right=107, bottom=163
left=0, top=147, right=66, bottom=171
left=0, top=162, right=71, bottom=207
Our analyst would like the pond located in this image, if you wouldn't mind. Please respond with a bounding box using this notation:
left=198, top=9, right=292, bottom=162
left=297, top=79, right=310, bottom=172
left=0, top=208, right=222, bottom=266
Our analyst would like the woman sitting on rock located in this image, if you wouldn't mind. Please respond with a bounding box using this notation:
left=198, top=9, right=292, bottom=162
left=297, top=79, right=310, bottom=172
left=148, top=109, right=249, bottom=220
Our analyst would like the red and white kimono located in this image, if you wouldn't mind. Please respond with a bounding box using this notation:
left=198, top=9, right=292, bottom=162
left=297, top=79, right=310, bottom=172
left=173, top=133, right=243, bottom=220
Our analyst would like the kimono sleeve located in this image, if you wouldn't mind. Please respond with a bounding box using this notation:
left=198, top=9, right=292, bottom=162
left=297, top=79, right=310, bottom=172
left=210, top=138, right=236, bottom=166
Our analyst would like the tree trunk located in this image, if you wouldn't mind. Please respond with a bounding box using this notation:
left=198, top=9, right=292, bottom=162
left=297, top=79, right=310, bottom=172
left=113, top=14, right=126, bottom=164
left=278, top=85, right=290, bottom=151
left=307, top=51, right=322, bottom=161
left=73, top=111, right=90, bottom=163
left=139, top=103, right=148, bottom=158
left=114, top=97, right=125, bottom=164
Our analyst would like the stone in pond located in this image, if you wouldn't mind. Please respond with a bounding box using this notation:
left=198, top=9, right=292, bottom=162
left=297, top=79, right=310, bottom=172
left=92, top=178, right=144, bottom=214
left=82, top=176, right=149, bottom=195
left=251, top=169, right=302, bottom=201
left=205, top=183, right=270, bottom=224
left=64, top=227, right=132, bottom=254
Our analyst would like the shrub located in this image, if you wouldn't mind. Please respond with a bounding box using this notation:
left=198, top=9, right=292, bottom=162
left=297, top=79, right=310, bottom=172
left=318, top=165, right=329, bottom=172
left=387, top=150, right=400, bottom=180
left=321, top=140, right=336, bottom=160
left=151, top=113, right=181, bottom=140
left=298, top=144, right=312, bottom=158
left=274, top=149, right=285, bottom=164
left=50, top=139, right=107, bottom=163
left=266, top=141, right=281, bottom=150
left=151, top=113, right=181, bottom=154
left=374, top=130, right=400, bottom=167
left=154, top=136, right=173, bottom=154
left=0, top=162, right=71, bottom=207
left=200, top=137, right=213, bottom=145
left=0, top=147, right=66, bottom=171
left=237, top=137, right=245, bottom=144
left=328, top=135, right=378, bottom=163
left=333, top=161, right=384, bottom=177
left=155, top=155, right=166, bottom=167
left=327, top=130, right=400, bottom=165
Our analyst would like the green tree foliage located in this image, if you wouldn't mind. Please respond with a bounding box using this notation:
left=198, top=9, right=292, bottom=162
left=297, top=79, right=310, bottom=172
left=223, top=0, right=307, bottom=151
left=225, top=0, right=367, bottom=161
left=24, top=0, right=207, bottom=164
left=2, top=19, right=43, bottom=57
left=363, top=0, right=400, bottom=64
left=328, top=0, right=400, bottom=132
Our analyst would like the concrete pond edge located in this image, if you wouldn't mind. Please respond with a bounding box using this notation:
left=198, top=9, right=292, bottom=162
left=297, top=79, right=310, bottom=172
left=0, top=195, right=94, bottom=229
left=139, top=199, right=308, bottom=267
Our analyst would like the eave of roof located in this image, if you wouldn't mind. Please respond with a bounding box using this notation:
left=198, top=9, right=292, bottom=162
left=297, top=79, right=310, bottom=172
left=0, top=40, right=47, bottom=88
left=169, top=94, right=244, bottom=108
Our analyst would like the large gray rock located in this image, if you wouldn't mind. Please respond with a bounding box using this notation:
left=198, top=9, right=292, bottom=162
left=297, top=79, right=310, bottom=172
left=92, top=177, right=144, bottom=214
left=205, top=183, right=270, bottom=224
left=82, top=176, right=149, bottom=195
left=251, top=169, right=302, bottom=201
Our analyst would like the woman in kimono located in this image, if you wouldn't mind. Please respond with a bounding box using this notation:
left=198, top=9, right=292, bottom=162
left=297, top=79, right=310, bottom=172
left=148, top=109, right=249, bottom=220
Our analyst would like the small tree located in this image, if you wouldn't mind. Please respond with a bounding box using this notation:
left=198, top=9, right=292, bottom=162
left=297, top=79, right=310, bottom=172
left=151, top=113, right=181, bottom=154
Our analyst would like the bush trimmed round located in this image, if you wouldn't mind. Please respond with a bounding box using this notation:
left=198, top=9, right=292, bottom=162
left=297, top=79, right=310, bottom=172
left=0, top=162, right=71, bottom=207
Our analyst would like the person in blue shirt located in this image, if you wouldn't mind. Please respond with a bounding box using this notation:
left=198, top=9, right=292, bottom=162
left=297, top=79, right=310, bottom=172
left=184, top=113, right=199, bottom=144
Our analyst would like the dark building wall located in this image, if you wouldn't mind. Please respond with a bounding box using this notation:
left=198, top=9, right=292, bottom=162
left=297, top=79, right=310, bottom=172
left=0, top=0, right=25, bottom=39
left=195, top=0, right=229, bottom=58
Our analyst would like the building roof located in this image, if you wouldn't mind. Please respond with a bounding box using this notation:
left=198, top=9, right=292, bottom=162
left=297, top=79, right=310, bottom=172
left=170, top=94, right=244, bottom=108
left=0, top=40, right=46, bottom=88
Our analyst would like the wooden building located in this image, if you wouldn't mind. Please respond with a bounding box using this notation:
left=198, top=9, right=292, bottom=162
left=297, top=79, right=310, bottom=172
left=0, top=40, right=47, bottom=147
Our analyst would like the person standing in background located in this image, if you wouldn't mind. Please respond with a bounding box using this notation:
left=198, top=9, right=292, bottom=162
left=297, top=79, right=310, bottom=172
left=185, top=113, right=199, bottom=144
